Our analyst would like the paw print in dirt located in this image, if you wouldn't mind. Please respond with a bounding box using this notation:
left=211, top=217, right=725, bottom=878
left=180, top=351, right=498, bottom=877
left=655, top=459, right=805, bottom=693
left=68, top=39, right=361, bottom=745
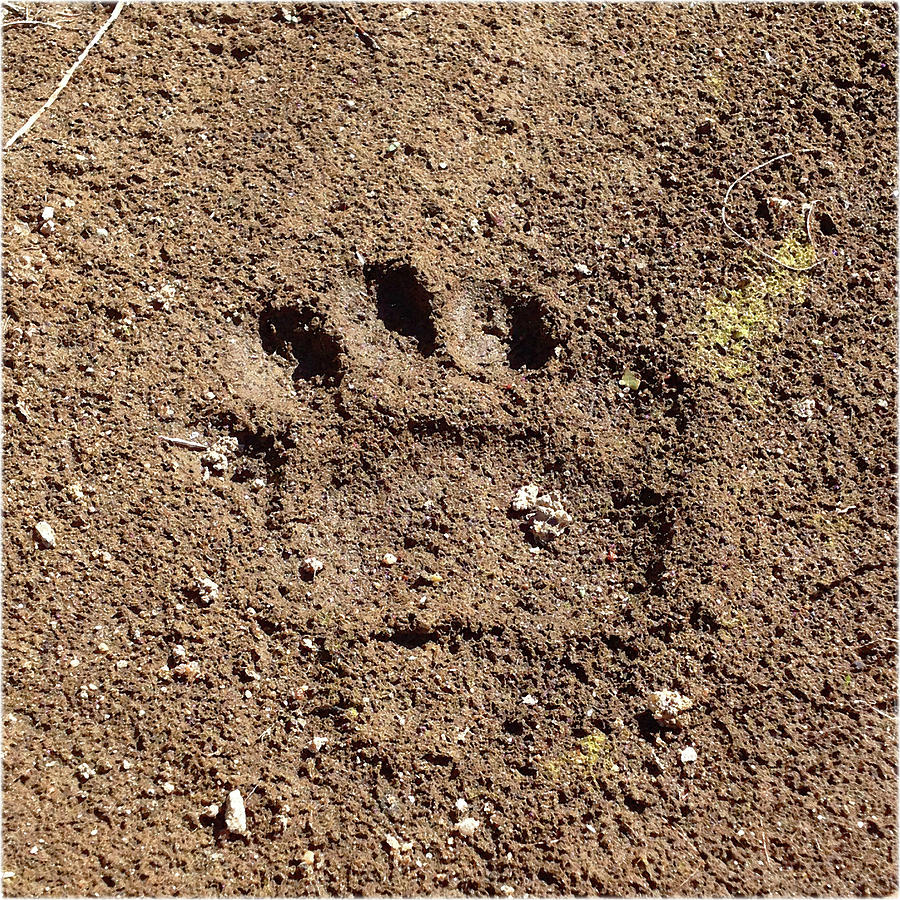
left=240, top=250, right=572, bottom=565
left=250, top=251, right=568, bottom=430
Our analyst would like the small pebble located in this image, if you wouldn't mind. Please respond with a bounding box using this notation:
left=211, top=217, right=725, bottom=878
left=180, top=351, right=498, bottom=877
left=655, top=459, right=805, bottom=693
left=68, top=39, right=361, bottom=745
left=457, top=817, right=480, bottom=838
left=455, top=798, right=469, bottom=811
left=41, top=207, right=54, bottom=221
left=302, top=556, right=324, bottom=577
left=194, top=577, right=220, bottom=605
left=381, top=553, right=398, bottom=566
left=681, top=746, right=698, bottom=764
left=311, top=736, right=328, bottom=753
left=206, top=803, right=219, bottom=817
left=162, top=782, right=175, bottom=794
left=34, top=521, right=56, bottom=549
left=522, top=694, right=538, bottom=706
left=173, top=660, right=201, bottom=683
left=647, top=689, right=693, bottom=726
left=224, top=789, right=248, bottom=835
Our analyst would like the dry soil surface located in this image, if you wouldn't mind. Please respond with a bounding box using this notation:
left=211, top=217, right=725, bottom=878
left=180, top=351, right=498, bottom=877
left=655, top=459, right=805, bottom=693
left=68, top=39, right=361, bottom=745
left=2, top=2, right=897, bottom=896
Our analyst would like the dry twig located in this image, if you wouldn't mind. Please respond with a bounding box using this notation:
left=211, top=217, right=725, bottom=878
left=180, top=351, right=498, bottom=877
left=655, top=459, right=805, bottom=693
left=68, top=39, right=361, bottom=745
left=675, top=866, right=702, bottom=892
left=156, top=435, right=209, bottom=451
left=721, top=149, right=824, bottom=273
left=761, top=828, right=772, bottom=867
left=341, top=7, right=381, bottom=51
left=4, top=0, right=126, bottom=150
left=2, top=18, right=62, bottom=28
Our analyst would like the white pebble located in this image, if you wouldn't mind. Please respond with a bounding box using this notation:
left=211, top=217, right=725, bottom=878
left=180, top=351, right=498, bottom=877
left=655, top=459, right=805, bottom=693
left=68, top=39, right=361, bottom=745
left=681, top=746, right=698, bottom=764
left=522, top=694, right=538, bottom=706
left=194, top=576, right=219, bottom=605
left=456, top=817, right=480, bottom=837
left=455, top=798, right=469, bottom=811
left=311, top=736, right=328, bottom=753
left=509, top=484, right=572, bottom=543
left=648, top=689, right=693, bottom=726
left=381, top=553, right=398, bottom=566
left=34, top=521, right=56, bottom=549
left=41, top=206, right=54, bottom=221
left=302, top=556, right=324, bottom=577
left=224, top=789, right=248, bottom=835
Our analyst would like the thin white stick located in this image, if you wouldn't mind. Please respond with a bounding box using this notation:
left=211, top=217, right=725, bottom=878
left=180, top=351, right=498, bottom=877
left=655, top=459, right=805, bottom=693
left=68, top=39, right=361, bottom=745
left=721, top=148, right=823, bottom=273
left=4, top=0, right=125, bottom=150
left=157, top=435, right=209, bottom=452
left=3, top=19, right=63, bottom=29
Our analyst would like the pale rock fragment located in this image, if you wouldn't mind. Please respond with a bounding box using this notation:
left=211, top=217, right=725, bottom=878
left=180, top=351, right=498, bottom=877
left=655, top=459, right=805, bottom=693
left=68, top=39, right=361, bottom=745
left=193, top=576, right=220, bottom=606
left=34, top=521, right=56, bottom=549
left=302, top=557, right=324, bottom=577
left=510, top=484, right=572, bottom=543
left=224, top=789, right=248, bottom=835
left=647, top=689, right=693, bottom=726
left=200, top=436, right=238, bottom=479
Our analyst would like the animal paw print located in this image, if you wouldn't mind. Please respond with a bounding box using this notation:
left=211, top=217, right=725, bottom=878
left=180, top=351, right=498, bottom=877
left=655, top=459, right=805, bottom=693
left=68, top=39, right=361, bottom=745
left=253, top=252, right=563, bottom=392
left=211, top=251, right=567, bottom=526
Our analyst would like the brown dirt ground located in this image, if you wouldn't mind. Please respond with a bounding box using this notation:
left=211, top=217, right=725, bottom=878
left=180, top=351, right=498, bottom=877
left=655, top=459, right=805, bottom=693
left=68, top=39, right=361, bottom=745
left=2, top=2, right=898, bottom=896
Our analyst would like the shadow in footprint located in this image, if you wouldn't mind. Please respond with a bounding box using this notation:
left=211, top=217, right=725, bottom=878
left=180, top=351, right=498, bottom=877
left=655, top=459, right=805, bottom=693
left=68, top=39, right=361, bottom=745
left=507, top=297, right=558, bottom=369
left=259, top=301, right=344, bottom=386
left=363, top=260, right=438, bottom=356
